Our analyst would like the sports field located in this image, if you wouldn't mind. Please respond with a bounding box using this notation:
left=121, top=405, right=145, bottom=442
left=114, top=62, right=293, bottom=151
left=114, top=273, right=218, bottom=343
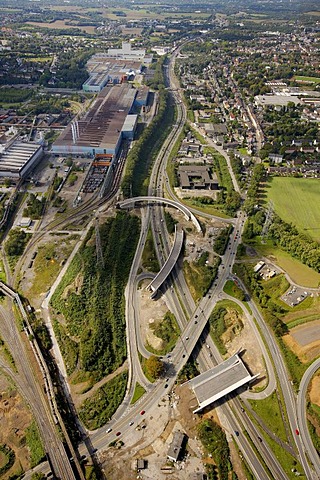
left=266, top=177, right=320, bottom=242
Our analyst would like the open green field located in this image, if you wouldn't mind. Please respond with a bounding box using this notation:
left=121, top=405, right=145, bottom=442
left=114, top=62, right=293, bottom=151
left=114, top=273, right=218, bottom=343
left=293, top=75, right=320, bottom=84
left=256, top=244, right=320, bottom=288
left=266, top=177, right=320, bottom=242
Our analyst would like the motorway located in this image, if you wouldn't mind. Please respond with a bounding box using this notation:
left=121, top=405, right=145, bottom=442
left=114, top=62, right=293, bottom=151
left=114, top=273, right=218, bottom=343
left=87, top=46, right=320, bottom=480
left=83, top=48, right=297, bottom=480
left=2, top=41, right=320, bottom=480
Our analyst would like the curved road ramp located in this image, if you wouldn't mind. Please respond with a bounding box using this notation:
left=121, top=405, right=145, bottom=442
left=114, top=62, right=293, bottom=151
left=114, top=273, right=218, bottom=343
left=147, top=225, right=184, bottom=298
left=117, top=196, right=202, bottom=232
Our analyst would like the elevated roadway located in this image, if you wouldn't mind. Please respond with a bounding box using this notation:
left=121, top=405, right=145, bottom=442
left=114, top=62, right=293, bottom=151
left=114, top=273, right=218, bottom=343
left=147, top=225, right=184, bottom=297
left=117, top=196, right=202, bottom=233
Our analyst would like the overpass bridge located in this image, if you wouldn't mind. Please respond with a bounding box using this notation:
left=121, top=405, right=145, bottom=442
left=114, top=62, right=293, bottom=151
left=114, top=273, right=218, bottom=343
left=117, top=196, right=202, bottom=233
left=147, top=225, right=184, bottom=298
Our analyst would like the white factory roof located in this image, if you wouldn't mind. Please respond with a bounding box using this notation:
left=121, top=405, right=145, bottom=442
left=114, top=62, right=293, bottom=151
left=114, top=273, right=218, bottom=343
left=0, top=142, right=41, bottom=173
left=122, top=114, right=138, bottom=132
left=186, top=353, right=258, bottom=413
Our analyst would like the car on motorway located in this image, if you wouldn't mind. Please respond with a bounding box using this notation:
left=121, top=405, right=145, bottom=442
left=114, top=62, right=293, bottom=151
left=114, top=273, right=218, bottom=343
left=129, top=421, right=134, bottom=426
left=234, top=431, right=239, bottom=436
left=164, top=384, right=168, bottom=388
left=116, top=432, right=121, bottom=436
left=186, top=336, right=189, bottom=340
left=106, top=428, right=112, bottom=433
left=195, top=320, right=198, bottom=324
left=140, top=410, right=145, bottom=415
left=295, top=429, right=299, bottom=435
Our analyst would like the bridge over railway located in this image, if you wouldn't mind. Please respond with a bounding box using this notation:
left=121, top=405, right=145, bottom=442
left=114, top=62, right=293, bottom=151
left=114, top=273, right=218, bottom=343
left=117, top=196, right=202, bottom=233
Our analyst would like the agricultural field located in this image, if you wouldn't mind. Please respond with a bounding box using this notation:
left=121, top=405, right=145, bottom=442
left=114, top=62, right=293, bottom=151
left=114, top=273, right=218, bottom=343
left=266, top=177, right=320, bottom=242
left=26, top=20, right=96, bottom=34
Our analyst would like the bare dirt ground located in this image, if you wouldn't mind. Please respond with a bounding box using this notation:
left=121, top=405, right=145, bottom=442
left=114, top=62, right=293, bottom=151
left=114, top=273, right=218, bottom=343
left=310, top=375, right=320, bottom=407
left=137, top=280, right=171, bottom=350
left=0, top=374, right=33, bottom=478
left=100, top=386, right=206, bottom=480
left=283, top=321, right=320, bottom=363
left=290, top=320, right=320, bottom=346
left=220, top=303, right=267, bottom=389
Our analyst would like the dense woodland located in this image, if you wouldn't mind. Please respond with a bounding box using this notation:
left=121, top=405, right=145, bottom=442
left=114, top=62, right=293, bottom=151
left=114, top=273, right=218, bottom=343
left=51, top=213, right=140, bottom=382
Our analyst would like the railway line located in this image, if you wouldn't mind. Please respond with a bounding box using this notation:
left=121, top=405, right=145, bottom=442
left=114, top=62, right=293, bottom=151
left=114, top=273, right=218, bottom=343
left=11, top=140, right=127, bottom=287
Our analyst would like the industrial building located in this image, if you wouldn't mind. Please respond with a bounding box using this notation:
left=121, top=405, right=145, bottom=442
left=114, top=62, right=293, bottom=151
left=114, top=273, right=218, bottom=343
left=107, top=42, right=152, bottom=63
left=52, top=84, right=137, bottom=157
left=135, top=86, right=150, bottom=107
left=83, top=57, right=143, bottom=92
left=82, top=71, right=110, bottom=93
left=0, top=141, right=43, bottom=178
left=121, top=114, right=138, bottom=140
left=186, top=353, right=259, bottom=413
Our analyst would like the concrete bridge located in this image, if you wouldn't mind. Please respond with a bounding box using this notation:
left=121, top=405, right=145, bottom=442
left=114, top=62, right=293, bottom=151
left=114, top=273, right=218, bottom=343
left=117, top=196, right=202, bottom=232
left=147, top=225, right=184, bottom=298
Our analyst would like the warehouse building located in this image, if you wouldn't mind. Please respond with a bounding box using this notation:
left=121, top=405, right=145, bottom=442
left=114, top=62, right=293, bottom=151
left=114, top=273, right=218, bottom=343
left=121, top=114, right=138, bottom=139
left=52, top=84, right=137, bottom=157
left=134, top=86, right=150, bottom=107
left=167, top=431, right=187, bottom=462
left=0, top=142, right=43, bottom=178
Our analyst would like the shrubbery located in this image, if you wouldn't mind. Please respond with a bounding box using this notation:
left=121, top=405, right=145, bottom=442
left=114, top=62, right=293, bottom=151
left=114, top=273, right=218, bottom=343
left=0, top=444, right=15, bottom=475
left=198, top=419, right=230, bottom=480
left=23, top=193, right=45, bottom=219
left=51, top=213, right=140, bottom=381
left=5, top=228, right=29, bottom=257
left=121, top=88, right=173, bottom=197
left=79, top=372, right=128, bottom=430
left=213, top=226, right=233, bottom=255
left=268, top=215, right=320, bottom=272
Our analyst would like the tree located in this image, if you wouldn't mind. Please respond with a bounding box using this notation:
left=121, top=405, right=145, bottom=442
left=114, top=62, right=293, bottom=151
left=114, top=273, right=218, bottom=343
left=31, top=473, right=46, bottom=480
left=145, top=355, right=164, bottom=379
left=5, top=229, right=29, bottom=256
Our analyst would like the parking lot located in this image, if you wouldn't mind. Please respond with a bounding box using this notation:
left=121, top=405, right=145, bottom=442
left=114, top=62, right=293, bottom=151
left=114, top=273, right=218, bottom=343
left=281, top=285, right=312, bottom=307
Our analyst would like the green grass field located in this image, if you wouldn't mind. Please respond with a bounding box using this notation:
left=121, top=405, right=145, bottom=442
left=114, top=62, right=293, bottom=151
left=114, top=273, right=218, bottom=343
left=293, top=75, right=320, bottom=84
left=266, top=177, right=320, bottom=242
left=256, top=243, right=320, bottom=287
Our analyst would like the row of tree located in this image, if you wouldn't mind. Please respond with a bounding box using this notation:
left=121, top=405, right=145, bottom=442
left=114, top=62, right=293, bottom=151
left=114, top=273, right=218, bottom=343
left=121, top=90, right=171, bottom=197
left=269, top=215, right=320, bottom=272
